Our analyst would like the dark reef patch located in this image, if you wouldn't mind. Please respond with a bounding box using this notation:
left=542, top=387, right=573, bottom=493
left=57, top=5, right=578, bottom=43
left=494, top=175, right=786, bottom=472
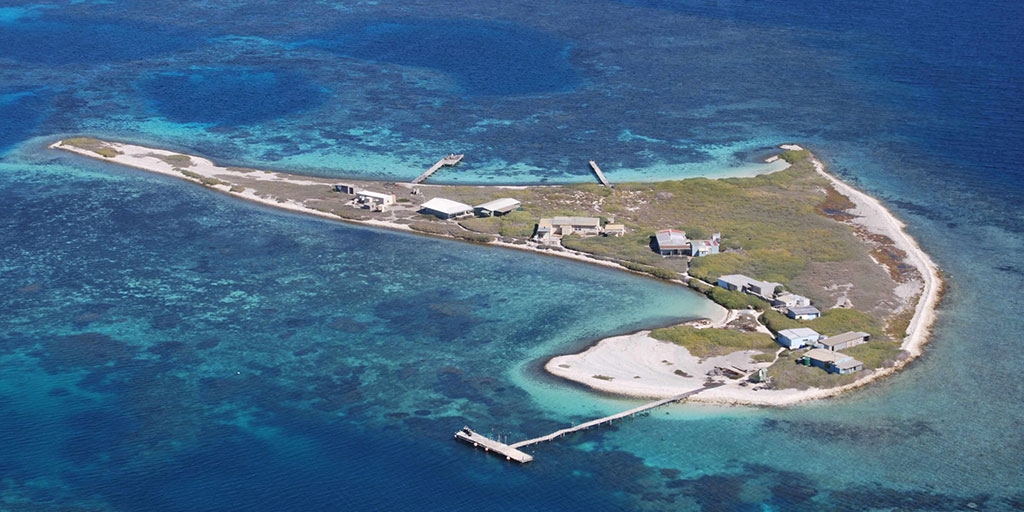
left=137, top=67, right=328, bottom=126
left=299, top=19, right=581, bottom=96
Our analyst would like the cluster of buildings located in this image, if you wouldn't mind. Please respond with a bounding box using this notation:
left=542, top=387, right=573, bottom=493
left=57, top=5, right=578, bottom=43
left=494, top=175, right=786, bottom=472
left=776, top=329, right=869, bottom=374
left=534, top=216, right=625, bottom=243
left=418, top=196, right=524, bottom=219
left=653, top=230, right=721, bottom=257
left=334, top=184, right=398, bottom=212
left=714, top=273, right=869, bottom=375
left=717, top=274, right=821, bottom=319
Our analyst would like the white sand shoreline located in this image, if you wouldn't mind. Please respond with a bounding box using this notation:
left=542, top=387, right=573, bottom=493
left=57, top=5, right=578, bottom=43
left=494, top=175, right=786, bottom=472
left=49, top=139, right=942, bottom=407
left=547, top=144, right=943, bottom=406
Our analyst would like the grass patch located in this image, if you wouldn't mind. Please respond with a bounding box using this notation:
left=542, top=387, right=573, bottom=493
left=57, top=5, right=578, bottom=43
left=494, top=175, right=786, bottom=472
left=561, top=233, right=663, bottom=265
left=458, top=211, right=536, bottom=238
left=650, top=326, right=777, bottom=359
left=63, top=137, right=121, bottom=158
left=885, top=297, right=918, bottom=340
left=673, top=369, right=692, bottom=378
left=843, top=342, right=903, bottom=369
left=704, top=286, right=769, bottom=310
left=180, top=169, right=227, bottom=187
left=230, top=185, right=245, bottom=193
left=155, top=153, right=192, bottom=167
left=620, top=261, right=678, bottom=280
left=765, top=354, right=859, bottom=390
left=751, top=352, right=777, bottom=363
left=592, top=375, right=614, bottom=381
left=762, top=308, right=884, bottom=340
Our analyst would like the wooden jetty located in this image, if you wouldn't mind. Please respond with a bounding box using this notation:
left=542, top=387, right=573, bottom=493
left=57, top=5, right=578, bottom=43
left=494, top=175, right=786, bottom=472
left=412, top=154, right=465, bottom=184
left=454, top=383, right=722, bottom=464
left=589, top=160, right=611, bottom=187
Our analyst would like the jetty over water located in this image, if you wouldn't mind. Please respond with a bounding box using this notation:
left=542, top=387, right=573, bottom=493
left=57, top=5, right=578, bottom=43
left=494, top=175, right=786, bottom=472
left=412, top=154, right=465, bottom=184
left=454, top=383, right=722, bottom=464
left=589, top=160, right=611, bottom=187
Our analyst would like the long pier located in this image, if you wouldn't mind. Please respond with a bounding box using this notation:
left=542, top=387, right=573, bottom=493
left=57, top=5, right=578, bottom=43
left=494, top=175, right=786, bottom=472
left=412, top=153, right=465, bottom=184
left=589, top=160, right=611, bottom=187
left=454, top=383, right=722, bottom=463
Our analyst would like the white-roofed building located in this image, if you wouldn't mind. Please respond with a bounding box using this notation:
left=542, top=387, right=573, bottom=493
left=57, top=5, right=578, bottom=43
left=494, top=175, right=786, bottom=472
left=474, top=198, right=521, bottom=217
left=421, top=197, right=474, bottom=219
left=356, top=190, right=396, bottom=209
left=776, top=327, right=821, bottom=349
left=815, top=331, right=870, bottom=351
left=773, top=292, right=811, bottom=308
left=787, top=305, right=821, bottom=320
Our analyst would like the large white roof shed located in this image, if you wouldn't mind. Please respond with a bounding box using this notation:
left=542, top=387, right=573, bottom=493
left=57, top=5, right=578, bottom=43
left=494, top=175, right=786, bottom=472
left=475, top=198, right=521, bottom=216
left=421, top=197, right=474, bottom=219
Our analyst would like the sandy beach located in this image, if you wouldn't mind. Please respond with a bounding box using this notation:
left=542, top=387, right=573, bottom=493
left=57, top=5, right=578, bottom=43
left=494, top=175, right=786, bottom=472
left=51, top=139, right=942, bottom=407
left=548, top=144, right=944, bottom=406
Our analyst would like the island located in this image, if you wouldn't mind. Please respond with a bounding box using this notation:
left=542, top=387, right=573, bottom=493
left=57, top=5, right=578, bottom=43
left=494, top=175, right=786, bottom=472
left=50, top=137, right=942, bottom=406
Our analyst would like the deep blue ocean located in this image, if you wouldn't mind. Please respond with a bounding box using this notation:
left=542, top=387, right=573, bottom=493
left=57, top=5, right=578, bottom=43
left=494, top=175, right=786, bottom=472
left=1, top=1, right=1022, bottom=510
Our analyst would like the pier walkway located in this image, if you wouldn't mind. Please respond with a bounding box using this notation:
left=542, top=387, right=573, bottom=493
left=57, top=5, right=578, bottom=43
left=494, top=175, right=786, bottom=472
left=589, top=160, right=611, bottom=187
left=454, top=383, right=722, bottom=463
left=412, top=154, right=464, bottom=184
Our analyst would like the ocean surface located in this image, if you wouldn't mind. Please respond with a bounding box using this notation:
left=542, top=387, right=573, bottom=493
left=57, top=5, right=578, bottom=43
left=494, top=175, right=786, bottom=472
left=1, top=1, right=1021, bottom=510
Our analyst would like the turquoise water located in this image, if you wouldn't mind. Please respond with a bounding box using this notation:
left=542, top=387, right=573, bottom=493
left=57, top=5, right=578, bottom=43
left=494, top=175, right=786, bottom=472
left=1, top=0, right=1022, bottom=510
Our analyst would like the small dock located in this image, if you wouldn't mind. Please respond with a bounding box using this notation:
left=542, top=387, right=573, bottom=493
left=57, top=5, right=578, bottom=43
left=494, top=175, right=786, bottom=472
left=454, top=383, right=721, bottom=464
left=589, top=160, right=611, bottom=187
left=412, top=154, right=464, bottom=184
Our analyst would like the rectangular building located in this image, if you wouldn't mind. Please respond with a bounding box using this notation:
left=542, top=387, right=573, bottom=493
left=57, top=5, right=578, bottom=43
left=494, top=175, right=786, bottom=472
left=800, top=348, right=863, bottom=374
left=776, top=327, right=821, bottom=349
left=356, top=190, right=396, bottom=207
left=690, top=239, right=720, bottom=257
left=334, top=183, right=357, bottom=194
left=787, top=305, right=821, bottom=320
left=717, top=274, right=780, bottom=300
left=420, top=197, right=474, bottom=219
left=815, top=331, right=870, bottom=351
left=474, top=198, right=521, bottom=217
left=773, top=292, right=811, bottom=308
left=603, top=223, right=626, bottom=237
left=655, top=229, right=689, bottom=256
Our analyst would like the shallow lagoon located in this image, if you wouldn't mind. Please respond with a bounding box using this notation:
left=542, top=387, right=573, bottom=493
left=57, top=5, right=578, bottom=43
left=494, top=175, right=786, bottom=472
left=1, top=0, right=1022, bottom=509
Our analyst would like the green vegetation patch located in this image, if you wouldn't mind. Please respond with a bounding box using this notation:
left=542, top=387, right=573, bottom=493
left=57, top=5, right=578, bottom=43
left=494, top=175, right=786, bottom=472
left=620, top=261, right=678, bottom=280
left=650, top=325, right=776, bottom=359
left=458, top=210, right=536, bottom=238
left=410, top=222, right=492, bottom=243
left=156, top=153, right=193, bottom=167
left=843, top=342, right=903, bottom=369
left=62, top=138, right=121, bottom=158
left=179, top=169, right=227, bottom=187
left=561, top=232, right=663, bottom=265
left=765, top=354, right=858, bottom=390
left=762, top=308, right=885, bottom=340
left=703, top=286, right=770, bottom=310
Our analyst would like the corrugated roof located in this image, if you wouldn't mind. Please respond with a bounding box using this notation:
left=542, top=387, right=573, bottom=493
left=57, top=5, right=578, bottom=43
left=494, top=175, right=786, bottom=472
left=551, top=216, right=600, bottom=227
left=656, top=229, right=688, bottom=248
left=475, top=197, right=521, bottom=213
left=357, top=190, right=393, bottom=200
left=421, top=197, right=473, bottom=215
left=778, top=328, right=819, bottom=339
left=803, top=348, right=854, bottom=364
left=818, top=331, right=869, bottom=347
left=835, top=359, right=863, bottom=370
left=790, top=306, right=821, bottom=315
